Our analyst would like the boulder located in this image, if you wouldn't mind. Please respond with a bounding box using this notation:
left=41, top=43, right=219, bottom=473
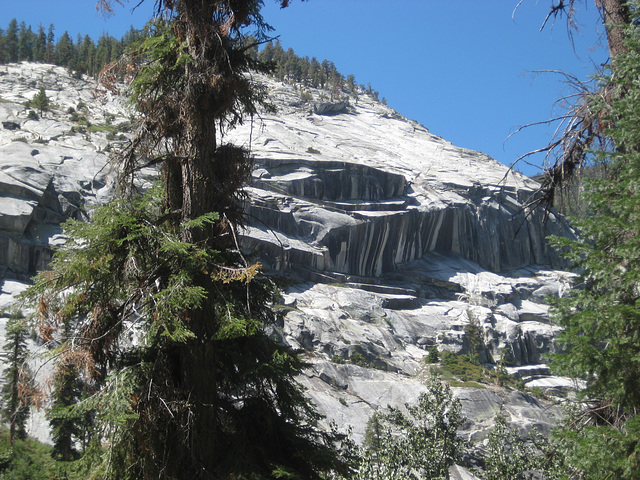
left=2, top=121, right=20, bottom=130
left=313, top=101, right=349, bottom=115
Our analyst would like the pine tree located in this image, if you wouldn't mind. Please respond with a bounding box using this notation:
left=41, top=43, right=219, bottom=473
left=107, top=36, right=121, bottom=63
left=5, top=19, right=18, bottom=63
left=24, top=1, right=344, bottom=479
left=346, top=74, right=357, bottom=95
left=309, top=57, right=321, bottom=88
left=48, top=346, right=86, bottom=461
left=55, top=31, right=74, bottom=68
left=76, top=35, right=96, bottom=76
left=552, top=2, right=640, bottom=414
left=46, top=24, right=55, bottom=64
left=332, top=380, right=463, bottom=480
left=1, top=311, right=34, bottom=445
left=17, top=22, right=33, bottom=62
left=34, top=24, right=47, bottom=62
left=31, top=86, right=49, bottom=116
left=549, top=1, right=640, bottom=477
left=94, top=34, right=115, bottom=73
left=0, top=28, right=6, bottom=64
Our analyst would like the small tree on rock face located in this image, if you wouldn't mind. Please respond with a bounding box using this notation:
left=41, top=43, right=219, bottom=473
left=1, top=311, right=34, bottom=445
left=30, top=86, right=49, bottom=116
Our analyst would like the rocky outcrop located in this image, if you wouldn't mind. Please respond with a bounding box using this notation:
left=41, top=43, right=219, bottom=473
left=230, top=79, right=571, bottom=277
left=0, top=63, right=126, bottom=279
left=0, top=64, right=574, bottom=450
left=226, top=77, right=575, bottom=443
left=274, top=253, right=571, bottom=441
left=313, top=101, right=349, bottom=115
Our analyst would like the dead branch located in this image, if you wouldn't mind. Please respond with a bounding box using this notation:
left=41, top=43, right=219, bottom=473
left=505, top=69, right=608, bottom=214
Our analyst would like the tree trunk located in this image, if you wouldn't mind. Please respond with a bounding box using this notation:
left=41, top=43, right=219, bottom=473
left=167, top=2, right=238, bottom=475
left=599, top=0, right=632, bottom=60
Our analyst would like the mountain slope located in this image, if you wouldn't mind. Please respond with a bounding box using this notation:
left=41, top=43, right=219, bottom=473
left=227, top=75, right=571, bottom=283
left=0, top=63, right=573, bottom=453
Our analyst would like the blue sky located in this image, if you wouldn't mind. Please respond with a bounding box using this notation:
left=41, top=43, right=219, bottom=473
left=2, top=0, right=607, bottom=176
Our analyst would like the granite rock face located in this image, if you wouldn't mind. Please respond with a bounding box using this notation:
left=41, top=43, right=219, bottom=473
left=0, top=64, right=574, bottom=450
left=276, top=255, right=569, bottom=442
left=0, top=63, right=127, bottom=279
left=227, top=77, right=574, bottom=442
left=228, top=78, right=572, bottom=278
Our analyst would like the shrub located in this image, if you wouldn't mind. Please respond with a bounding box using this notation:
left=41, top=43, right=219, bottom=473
left=350, top=351, right=370, bottom=368
left=331, top=355, right=345, bottom=364
left=426, top=346, right=440, bottom=363
left=340, top=380, right=464, bottom=480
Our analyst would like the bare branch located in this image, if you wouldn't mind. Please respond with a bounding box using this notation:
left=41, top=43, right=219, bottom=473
left=541, top=0, right=566, bottom=31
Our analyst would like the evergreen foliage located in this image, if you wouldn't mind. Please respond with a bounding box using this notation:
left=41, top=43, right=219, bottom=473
left=17, top=22, right=33, bottom=62
left=30, top=86, right=49, bottom=116
left=330, top=380, right=463, bottom=480
left=4, top=19, right=18, bottom=63
left=48, top=320, right=88, bottom=463
left=0, top=18, right=381, bottom=100
left=484, top=412, right=565, bottom=480
left=25, top=183, right=341, bottom=478
left=0, top=429, right=58, bottom=480
left=0, top=19, right=141, bottom=77
left=253, top=40, right=379, bottom=100
left=551, top=4, right=640, bottom=413
left=426, top=346, right=440, bottom=363
left=54, top=31, right=74, bottom=68
left=20, top=1, right=345, bottom=478
left=549, top=1, right=640, bottom=477
left=1, top=311, right=34, bottom=446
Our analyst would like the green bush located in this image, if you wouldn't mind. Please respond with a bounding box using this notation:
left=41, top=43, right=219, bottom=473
left=426, top=346, right=439, bottom=363
left=436, top=352, right=494, bottom=387
left=350, top=351, right=370, bottom=368
left=337, top=379, right=464, bottom=480
left=331, top=354, right=345, bottom=364
left=88, top=124, right=118, bottom=134
left=0, top=430, right=61, bottom=480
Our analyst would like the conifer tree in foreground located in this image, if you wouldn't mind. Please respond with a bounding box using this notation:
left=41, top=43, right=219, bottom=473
left=549, top=1, right=640, bottom=477
left=1, top=311, right=34, bottom=446
left=48, top=320, right=87, bottom=462
left=23, top=1, right=343, bottom=479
